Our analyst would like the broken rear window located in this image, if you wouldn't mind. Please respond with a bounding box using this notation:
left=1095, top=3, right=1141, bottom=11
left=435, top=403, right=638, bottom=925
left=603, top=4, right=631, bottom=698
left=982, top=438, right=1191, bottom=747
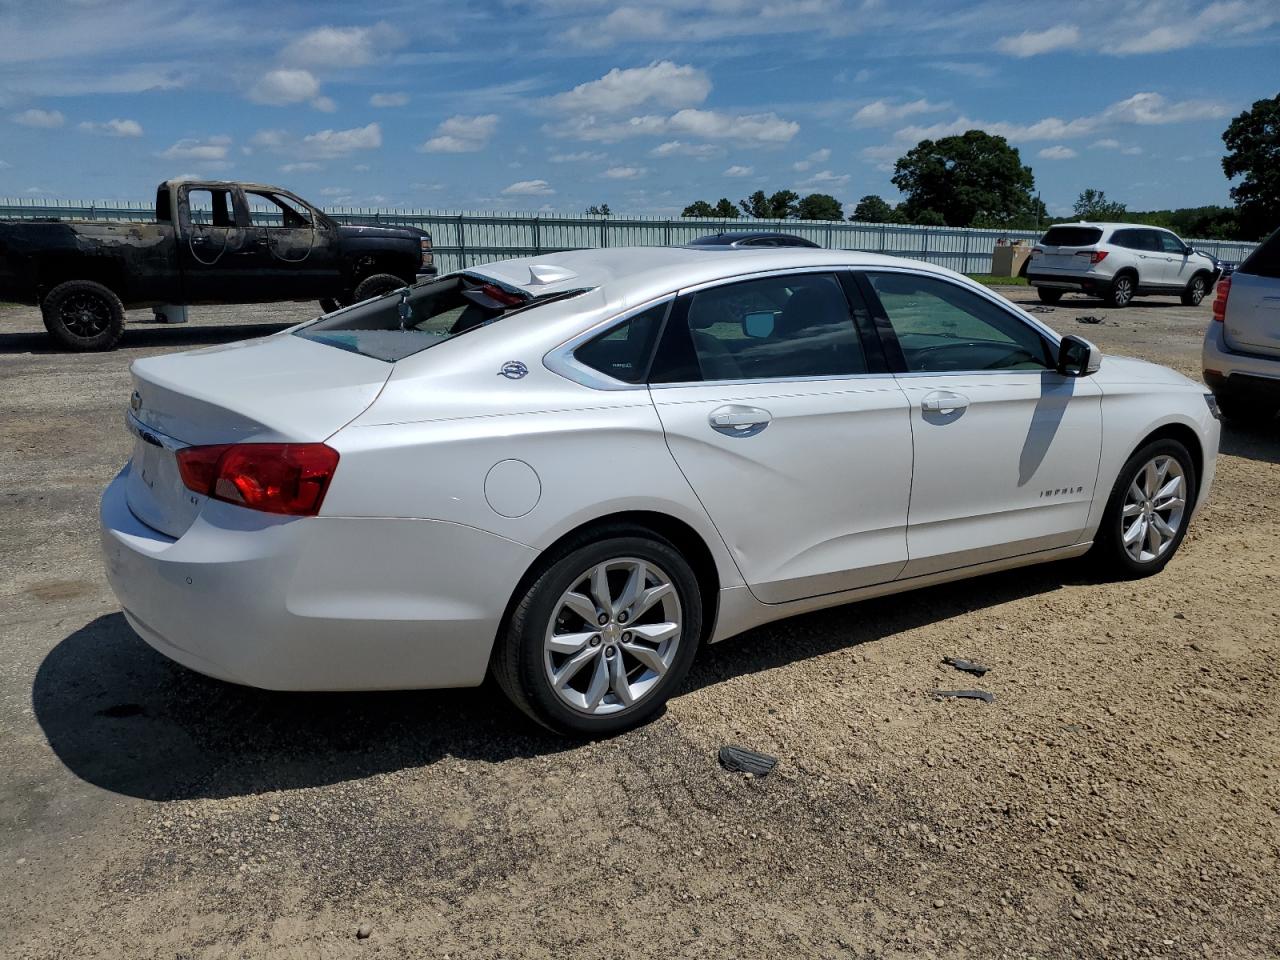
left=294, top=275, right=589, bottom=362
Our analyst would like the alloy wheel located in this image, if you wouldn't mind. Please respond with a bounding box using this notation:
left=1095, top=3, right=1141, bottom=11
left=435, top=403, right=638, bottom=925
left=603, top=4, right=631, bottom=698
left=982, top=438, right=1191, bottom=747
left=1113, top=277, right=1133, bottom=306
left=1121, top=455, right=1186, bottom=563
left=543, top=557, right=683, bottom=715
left=60, top=292, right=111, bottom=338
left=1189, top=278, right=1206, bottom=305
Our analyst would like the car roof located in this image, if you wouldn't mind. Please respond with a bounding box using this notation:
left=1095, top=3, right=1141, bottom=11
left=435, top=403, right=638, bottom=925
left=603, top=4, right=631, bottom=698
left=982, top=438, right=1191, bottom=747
left=686, top=231, right=819, bottom=246
left=1047, top=221, right=1179, bottom=232
left=465, top=245, right=963, bottom=307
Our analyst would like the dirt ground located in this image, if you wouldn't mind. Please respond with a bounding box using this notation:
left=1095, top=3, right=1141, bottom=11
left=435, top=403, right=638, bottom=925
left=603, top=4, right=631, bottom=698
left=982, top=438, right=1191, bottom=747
left=2, top=289, right=1277, bottom=960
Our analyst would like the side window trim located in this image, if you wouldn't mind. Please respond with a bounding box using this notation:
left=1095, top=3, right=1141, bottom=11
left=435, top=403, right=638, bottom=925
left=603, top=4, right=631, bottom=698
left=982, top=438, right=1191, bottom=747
left=855, top=268, right=1060, bottom=376
left=543, top=296, right=674, bottom=391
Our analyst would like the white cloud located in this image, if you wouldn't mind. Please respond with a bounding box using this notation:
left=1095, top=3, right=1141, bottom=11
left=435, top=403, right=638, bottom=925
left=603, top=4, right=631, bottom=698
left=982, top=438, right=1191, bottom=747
left=798, top=169, right=851, bottom=189
left=502, top=179, right=554, bottom=196
left=996, top=24, right=1081, bottom=57
left=250, top=68, right=320, bottom=106
left=250, top=129, right=289, bottom=151
left=1101, top=92, right=1231, bottom=125
left=282, top=23, right=404, bottom=67
left=159, top=135, right=231, bottom=162
left=318, top=186, right=351, bottom=196
left=301, top=123, right=382, bottom=158
left=792, top=147, right=831, bottom=172
left=370, top=92, right=409, bottom=108
left=549, top=108, right=798, bottom=145
left=280, top=161, right=321, bottom=173
left=78, top=118, right=143, bottom=137
left=549, top=150, right=607, bottom=163
left=648, top=140, right=721, bottom=159
left=724, top=164, right=753, bottom=177
left=311, top=96, right=337, bottom=113
left=419, top=114, right=498, bottom=153
left=602, top=165, right=646, bottom=179
left=1091, top=138, right=1121, bottom=149
left=1122, top=145, right=1144, bottom=155
left=1038, top=145, right=1077, bottom=160
left=12, top=108, right=64, bottom=128
left=1108, top=1, right=1270, bottom=54
left=852, top=98, right=949, bottom=127
left=548, top=61, right=711, bottom=114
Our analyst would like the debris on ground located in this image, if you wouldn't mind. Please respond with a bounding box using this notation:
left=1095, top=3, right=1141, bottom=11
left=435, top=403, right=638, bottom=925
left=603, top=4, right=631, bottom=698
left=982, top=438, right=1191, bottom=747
left=933, top=690, right=995, bottom=704
left=1027, top=305, right=1055, bottom=313
left=718, top=745, right=778, bottom=777
left=942, top=657, right=990, bottom=677
left=1076, top=315, right=1104, bottom=324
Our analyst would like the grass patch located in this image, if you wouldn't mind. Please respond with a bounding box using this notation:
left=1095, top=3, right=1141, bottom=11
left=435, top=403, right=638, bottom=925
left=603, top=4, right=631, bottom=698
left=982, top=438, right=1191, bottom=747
left=967, top=274, right=1029, bottom=287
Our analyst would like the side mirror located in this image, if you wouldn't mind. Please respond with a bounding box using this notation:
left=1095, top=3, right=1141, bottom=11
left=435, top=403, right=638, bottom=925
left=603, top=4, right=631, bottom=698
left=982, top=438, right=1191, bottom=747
left=1057, top=335, right=1101, bottom=377
left=743, top=311, right=775, bottom=338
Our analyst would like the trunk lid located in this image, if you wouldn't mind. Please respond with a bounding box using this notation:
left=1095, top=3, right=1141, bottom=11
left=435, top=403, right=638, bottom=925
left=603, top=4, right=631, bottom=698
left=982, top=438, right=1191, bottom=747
left=125, top=332, right=391, bottom=538
left=1035, top=225, right=1104, bottom=273
left=1223, top=235, right=1280, bottom=358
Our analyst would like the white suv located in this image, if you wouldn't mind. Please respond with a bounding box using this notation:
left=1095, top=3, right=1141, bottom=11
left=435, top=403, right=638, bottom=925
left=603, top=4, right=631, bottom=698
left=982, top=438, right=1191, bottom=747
left=1028, top=222, right=1221, bottom=309
left=1202, top=226, right=1280, bottom=423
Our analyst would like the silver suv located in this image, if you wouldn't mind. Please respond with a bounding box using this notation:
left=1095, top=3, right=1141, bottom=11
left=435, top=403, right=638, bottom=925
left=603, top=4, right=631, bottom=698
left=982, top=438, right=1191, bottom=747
left=1028, top=222, right=1221, bottom=309
left=1202, top=226, right=1280, bottom=423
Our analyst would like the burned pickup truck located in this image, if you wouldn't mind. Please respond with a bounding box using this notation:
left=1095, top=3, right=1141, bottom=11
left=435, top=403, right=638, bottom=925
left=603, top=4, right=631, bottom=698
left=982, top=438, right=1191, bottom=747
left=0, top=180, right=435, bottom=350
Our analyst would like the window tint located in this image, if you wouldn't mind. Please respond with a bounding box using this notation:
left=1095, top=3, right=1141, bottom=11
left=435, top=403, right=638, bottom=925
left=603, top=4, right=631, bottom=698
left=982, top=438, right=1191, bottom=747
left=1158, top=233, right=1187, bottom=254
left=650, top=273, right=867, bottom=382
left=574, top=302, right=668, bottom=383
left=246, top=191, right=314, bottom=228
left=1041, top=226, right=1102, bottom=247
left=1111, top=229, right=1139, bottom=250
left=866, top=272, right=1052, bottom=372
left=1239, top=228, right=1280, bottom=279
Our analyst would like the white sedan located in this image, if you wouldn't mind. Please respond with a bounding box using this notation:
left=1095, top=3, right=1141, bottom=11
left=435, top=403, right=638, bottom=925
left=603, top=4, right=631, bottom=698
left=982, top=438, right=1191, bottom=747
left=101, top=247, right=1220, bottom=735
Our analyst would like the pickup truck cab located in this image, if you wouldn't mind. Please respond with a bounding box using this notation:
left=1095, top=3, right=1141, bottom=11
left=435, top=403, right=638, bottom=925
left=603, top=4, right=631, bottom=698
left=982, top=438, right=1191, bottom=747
left=0, top=180, right=435, bottom=350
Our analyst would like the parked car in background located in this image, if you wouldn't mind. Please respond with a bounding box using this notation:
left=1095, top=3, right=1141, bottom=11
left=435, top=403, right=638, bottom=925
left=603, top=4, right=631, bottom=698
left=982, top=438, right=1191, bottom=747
left=0, top=180, right=435, bottom=351
left=102, top=246, right=1219, bottom=737
left=1202, top=226, right=1280, bottom=423
left=1028, top=222, right=1221, bottom=309
left=687, top=231, right=820, bottom=248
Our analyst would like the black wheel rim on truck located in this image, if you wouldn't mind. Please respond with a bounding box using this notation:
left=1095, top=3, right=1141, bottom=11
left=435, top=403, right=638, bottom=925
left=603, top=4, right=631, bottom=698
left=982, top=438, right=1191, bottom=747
left=58, top=290, right=114, bottom=338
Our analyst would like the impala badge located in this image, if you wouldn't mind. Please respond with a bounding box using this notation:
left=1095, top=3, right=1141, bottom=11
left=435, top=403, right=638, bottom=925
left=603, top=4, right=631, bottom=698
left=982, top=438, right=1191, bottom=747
left=498, top=360, right=528, bottom=380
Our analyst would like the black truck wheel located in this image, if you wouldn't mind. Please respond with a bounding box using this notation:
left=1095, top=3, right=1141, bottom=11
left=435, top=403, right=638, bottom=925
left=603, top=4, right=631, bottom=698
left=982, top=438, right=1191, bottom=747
left=41, top=280, right=126, bottom=351
left=352, top=273, right=407, bottom=303
left=318, top=297, right=344, bottom=315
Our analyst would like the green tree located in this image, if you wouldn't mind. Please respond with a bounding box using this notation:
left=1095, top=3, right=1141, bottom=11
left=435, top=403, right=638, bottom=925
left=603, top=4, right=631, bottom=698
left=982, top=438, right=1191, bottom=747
left=1073, top=188, right=1126, bottom=220
left=681, top=198, right=740, bottom=218
left=797, top=193, right=844, bottom=221
left=891, top=130, right=1038, bottom=227
left=739, top=189, right=800, bottom=219
left=1222, top=93, right=1280, bottom=239
left=851, top=195, right=894, bottom=222
left=912, top=208, right=946, bottom=227
left=585, top=203, right=612, bottom=216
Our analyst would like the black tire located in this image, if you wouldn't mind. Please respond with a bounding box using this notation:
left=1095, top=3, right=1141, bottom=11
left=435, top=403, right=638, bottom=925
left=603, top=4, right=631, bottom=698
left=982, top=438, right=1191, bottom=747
left=1214, top=391, right=1278, bottom=425
left=40, top=279, right=125, bottom=351
left=1181, top=273, right=1209, bottom=307
left=1091, top=438, right=1196, bottom=578
left=318, top=298, right=343, bottom=314
left=351, top=273, right=407, bottom=303
left=1106, top=273, right=1136, bottom=308
left=1037, top=288, right=1063, bottom=305
left=492, top=530, right=703, bottom=737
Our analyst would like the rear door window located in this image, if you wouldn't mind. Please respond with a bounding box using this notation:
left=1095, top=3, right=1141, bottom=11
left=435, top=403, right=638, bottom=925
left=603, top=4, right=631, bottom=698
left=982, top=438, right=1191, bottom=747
left=1041, top=226, right=1102, bottom=247
left=1238, top=229, right=1280, bottom=279
left=574, top=302, right=668, bottom=383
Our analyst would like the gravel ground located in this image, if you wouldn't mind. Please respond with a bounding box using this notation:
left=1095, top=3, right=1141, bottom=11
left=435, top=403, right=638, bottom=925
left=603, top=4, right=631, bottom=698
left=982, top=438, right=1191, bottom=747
left=1, top=290, right=1277, bottom=959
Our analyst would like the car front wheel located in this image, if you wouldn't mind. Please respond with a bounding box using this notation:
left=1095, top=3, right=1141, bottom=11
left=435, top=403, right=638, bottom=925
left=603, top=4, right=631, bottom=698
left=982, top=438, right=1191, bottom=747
left=1181, top=274, right=1208, bottom=307
left=1092, top=439, right=1196, bottom=578
left=493, top=532, right=703, bottom=736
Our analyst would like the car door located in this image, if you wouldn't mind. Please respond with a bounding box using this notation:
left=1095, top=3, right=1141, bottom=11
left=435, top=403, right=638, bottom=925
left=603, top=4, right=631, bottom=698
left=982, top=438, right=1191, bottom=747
left=241, top=189, right=341, bottom=301
left=646, top=269, right=914, bottom=604
left=1156, top=231, right=1192, bottom=288
left=174, top=184, right=258, bottom=303
left=861, top=270, right=1103, bottom=578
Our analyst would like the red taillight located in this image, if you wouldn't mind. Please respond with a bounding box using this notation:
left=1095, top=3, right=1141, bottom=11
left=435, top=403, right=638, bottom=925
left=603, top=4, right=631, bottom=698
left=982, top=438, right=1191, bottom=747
left=1075, top=250, right=1108, bottom=264
left=176, top=443, right=340, bottom=516
left=1212, top=274, right=1231, bottom=323
left=478, top=283, right=524, bottom=307
left=1030, top=246, right=1043, bottom=257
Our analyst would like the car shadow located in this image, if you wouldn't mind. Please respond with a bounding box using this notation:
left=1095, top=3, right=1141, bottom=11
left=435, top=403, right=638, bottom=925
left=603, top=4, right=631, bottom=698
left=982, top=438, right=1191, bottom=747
left=34, top=559, right=1094, bottom=802
left=1220, top=421, right=1280, bottom=465
left=0, top=322, right=296, bottom=356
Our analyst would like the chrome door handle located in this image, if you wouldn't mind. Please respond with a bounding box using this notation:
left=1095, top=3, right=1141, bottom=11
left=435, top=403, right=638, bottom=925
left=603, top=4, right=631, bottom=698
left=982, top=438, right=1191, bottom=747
left=708, top=405, right=772, bottom=437
left=920, top=391, right=969, bottom=415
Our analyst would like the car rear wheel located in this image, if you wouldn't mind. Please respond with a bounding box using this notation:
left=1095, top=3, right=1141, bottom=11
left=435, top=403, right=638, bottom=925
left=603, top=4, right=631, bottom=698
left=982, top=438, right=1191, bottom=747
left=41, top=279, right=125, bottom=351
left=351, top=273, right=407, bottom=303
left=1106, top=274, right=1136, bottom=308
left=1092, top=439, right=1195, bottom=578
left=1037, top=288, right=1064, bottom=305
left=493, top=532, right=703, bottom=737
left=1181, top=274, right=1209, bottom=307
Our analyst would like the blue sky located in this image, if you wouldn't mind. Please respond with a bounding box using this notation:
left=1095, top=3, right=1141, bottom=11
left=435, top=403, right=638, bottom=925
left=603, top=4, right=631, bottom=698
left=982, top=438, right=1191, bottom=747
left=1, top=0, right=1277, bottom=217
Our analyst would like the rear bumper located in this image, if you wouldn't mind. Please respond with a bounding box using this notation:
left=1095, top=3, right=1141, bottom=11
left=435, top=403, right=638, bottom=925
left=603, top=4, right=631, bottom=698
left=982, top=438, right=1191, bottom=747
left=1027, top=272, right=1110, bottom=294
left=100, top=467, right=537, bottom=691
left=1201, top=322, right=1280, bottom=399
